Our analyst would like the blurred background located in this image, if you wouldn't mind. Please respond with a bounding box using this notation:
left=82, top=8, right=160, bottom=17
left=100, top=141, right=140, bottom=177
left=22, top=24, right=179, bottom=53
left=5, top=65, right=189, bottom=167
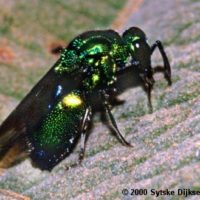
left=0, top=0, right=200, bottom=199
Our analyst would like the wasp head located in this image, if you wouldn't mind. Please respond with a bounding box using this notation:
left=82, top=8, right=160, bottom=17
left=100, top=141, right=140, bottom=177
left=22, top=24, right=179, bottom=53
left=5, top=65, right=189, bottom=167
left=123, top=27, right=154, bottom=88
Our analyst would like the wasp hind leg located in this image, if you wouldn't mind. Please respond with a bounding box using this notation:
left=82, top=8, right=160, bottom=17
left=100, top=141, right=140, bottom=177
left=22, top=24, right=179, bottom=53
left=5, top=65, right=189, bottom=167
left=78, top=107, right=92, bottom=163
left=151, top=40, right=172, bottom=86
left=100, top=91, right=132, bottom=147
left=51, top=45, right=64, bottom=55
left=65, top=107, right=92, bottom=170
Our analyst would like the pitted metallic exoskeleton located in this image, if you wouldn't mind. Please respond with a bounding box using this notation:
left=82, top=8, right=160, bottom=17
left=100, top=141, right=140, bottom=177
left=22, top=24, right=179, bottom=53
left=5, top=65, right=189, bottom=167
left=0, top=27, right=171, bottom=170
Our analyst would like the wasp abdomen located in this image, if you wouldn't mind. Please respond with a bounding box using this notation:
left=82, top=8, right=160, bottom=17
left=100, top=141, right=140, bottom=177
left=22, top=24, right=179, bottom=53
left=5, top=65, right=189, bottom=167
left=28, top=90, right=86, bottom=170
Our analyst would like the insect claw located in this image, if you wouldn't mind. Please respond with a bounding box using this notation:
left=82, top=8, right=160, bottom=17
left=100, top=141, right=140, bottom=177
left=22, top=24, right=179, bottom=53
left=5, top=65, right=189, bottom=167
left=124, top=140, right=133, bottom=147
left=165, top=73, right=172, bottom=86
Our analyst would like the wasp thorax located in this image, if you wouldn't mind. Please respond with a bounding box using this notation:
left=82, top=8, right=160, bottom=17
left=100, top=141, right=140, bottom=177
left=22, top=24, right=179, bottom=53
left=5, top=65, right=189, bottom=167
left=54, top=50, right=80, bottom=74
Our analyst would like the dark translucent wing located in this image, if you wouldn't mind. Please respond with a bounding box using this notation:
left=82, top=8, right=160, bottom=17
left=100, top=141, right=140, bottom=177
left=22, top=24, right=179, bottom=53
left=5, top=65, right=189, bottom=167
left=0, top=60, right=84, bottom=159
left=27, top=90, right=88, bottom=170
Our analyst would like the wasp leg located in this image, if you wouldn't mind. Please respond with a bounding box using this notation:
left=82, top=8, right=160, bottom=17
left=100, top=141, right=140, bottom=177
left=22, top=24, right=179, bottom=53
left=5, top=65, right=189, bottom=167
left=140, top=74, right=154, bottom=113
left=65, top=107, right=92, bottom=170
left=78, top=107, right=92, bottom=163
left=110, top=98, right=125, bottom=106
left=151, top=40, right=172, bottom=86
left=107, top=88, right=125, bottom=106
left=51, top=45, right=64, bottom=55
left=144, top=83, right=153, bottom=113
left=101, top=91, right=132, bottom=147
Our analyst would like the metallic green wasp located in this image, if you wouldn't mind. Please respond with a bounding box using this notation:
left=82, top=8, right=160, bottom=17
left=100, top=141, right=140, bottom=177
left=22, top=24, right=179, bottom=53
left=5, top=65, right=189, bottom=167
left=0, top=27, right=171, bottom=170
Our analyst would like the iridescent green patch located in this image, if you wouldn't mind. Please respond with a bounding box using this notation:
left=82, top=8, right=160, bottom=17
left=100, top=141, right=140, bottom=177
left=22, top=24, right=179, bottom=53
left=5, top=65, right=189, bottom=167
left=55, top=50, right=80, bottom=74
left=32, top=90, right=85, bottom=149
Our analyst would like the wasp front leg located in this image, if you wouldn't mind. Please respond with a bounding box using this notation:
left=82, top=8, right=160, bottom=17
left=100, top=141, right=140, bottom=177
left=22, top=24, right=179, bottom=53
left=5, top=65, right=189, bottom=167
left=151, top=40, right=172, bottom=85
left=139, top=71, right=154, bottom=113
left=143, top=82, right=153, bottom=113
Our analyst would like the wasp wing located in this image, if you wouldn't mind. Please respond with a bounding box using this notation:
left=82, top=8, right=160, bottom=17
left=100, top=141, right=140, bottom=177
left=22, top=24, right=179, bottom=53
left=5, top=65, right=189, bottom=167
left=0, top=60, right=85, bottom=160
